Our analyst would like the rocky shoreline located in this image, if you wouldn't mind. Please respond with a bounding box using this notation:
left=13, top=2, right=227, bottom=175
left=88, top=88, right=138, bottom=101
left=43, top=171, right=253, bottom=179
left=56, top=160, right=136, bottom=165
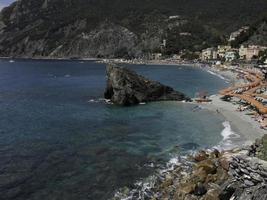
left=158, top=135, right=267, bottom=200
left=113, top=135, right=267, bottom=200
left=111, top=65, right=267, bottom=200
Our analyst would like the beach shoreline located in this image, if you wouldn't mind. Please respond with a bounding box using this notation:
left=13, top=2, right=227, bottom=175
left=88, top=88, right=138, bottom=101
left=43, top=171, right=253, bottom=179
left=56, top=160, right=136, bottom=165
left=180, top=94, right=265, bottom=151
left=115, top=70, right=267, bottom=199
left=191, top=67, right=265, bottom=148
left=202, top=95, right=265, bottom=143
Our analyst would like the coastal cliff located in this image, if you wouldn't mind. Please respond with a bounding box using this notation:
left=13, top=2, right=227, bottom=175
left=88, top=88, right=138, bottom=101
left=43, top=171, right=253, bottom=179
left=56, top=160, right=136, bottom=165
left=104, top=65, right=190, bottom=105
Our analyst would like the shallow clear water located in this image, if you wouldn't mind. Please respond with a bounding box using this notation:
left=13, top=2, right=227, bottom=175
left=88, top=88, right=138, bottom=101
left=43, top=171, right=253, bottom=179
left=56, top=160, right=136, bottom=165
left=0, top=59, right=229, bottom=200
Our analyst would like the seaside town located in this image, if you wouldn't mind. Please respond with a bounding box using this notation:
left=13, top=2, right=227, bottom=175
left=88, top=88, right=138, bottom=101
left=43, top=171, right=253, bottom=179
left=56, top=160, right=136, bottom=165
left=102, top=23, right=264, bottom=66
left=104, top=25, right=267, bottom=200
left=110, top=51, right=267, bottom=200
left=102, top=25, right=267, bottom=81
left=101, top=24, right=267, bottom=130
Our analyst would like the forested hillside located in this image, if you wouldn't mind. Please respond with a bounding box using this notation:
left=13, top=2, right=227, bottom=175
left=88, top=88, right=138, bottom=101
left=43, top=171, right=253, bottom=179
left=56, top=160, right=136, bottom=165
left=0, top=0, right=266, bottom=58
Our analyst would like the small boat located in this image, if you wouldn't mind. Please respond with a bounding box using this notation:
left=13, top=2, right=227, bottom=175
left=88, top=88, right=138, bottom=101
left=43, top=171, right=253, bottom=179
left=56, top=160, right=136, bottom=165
left=195, top=98, right=212, bottom=103
left=9, top=60, right=15, bottom=63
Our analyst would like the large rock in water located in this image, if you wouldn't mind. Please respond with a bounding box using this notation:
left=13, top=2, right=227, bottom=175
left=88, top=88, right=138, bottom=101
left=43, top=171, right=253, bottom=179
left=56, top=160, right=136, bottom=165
left=104, top=65, right=190, bottom=106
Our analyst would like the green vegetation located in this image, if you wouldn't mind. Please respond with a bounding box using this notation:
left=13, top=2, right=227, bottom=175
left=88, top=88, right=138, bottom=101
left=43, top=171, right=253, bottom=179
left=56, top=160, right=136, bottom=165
left=1, top=0, right=267, bottom=57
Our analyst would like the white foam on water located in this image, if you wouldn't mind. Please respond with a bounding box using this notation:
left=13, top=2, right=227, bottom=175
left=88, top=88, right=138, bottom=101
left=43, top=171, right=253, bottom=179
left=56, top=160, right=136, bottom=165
left=221, top=121, right=234, bottom=140
left=112, top=155, right=191, bottom=200
left=113, top=121, right=240, bottom=199
left=104, top=99, right=113, bottom=104
left=215, top=121, right=240, bottom=150
left=88, top=99, right=97, bottom=103
left=206, top=70, right=229, bottom=83
left=88, top=98, right=114, bottom=104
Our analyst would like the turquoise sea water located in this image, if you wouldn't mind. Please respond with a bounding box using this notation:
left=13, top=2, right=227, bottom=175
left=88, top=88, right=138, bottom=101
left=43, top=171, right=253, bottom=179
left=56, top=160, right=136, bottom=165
left=0, top=59, right=229, bottom=200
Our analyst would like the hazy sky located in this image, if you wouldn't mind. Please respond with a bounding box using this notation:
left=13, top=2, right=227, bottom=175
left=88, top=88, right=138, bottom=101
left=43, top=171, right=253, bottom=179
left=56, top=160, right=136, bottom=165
left=0, top=0, right=14, bottom=10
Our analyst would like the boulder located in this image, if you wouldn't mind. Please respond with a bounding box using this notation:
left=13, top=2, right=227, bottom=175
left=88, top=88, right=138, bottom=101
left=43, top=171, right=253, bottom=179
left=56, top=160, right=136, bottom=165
left=219, top=152, right=234, bottom=171
left=204, top=189, right=220, bottom=200
left=196, top=159, right=217, bottom=174
left=178, top=182, right=196, bottom=194
left=194, top=150, right=208, bottom=162
left=219, top=185, right=236, bottom=200
left=193, top=182, right=207, bottom=196
left=219, top=158, right=231, bottom=171
left=210, top=149, right=220, bottom=158
left=193, top=167, right=209, bottom=183
left=104, top=64, right=190, bottom=106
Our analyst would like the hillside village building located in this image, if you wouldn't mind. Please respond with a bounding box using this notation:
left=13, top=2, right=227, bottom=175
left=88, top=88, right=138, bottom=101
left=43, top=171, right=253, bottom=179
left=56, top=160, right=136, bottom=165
left=151, top=53, right=162, bottom=60
left=225, top=51, right=238, bottom=62
left=239, top=45, right=267, bottom=60
left=217, top=45, right=231, bottom=58
left=200, top=44, right=267, bottom=62
left=229, top=26, right=250, bottom=42
left=201, top=48, right=217, bottom=60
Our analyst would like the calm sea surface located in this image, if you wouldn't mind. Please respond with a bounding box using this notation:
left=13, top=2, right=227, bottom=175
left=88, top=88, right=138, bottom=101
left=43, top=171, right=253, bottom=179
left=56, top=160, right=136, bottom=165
left=0, top=59, right=229, bottom=200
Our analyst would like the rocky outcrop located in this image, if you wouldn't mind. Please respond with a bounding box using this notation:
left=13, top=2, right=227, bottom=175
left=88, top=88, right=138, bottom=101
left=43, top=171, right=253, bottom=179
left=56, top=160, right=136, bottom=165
left=158, top=136, right=267, bottom=200
left=104, top=65, right=190, bottom=106
left=220, top=135, right=267, bottom=200
left=223, top=155, right=267, bottom=200
left=112, top=135, right=267, bottom=200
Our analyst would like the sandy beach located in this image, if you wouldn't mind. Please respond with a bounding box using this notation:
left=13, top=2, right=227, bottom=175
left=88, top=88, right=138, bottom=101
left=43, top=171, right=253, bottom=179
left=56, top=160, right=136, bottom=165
left=186, top=64, right=266, bottom=150
left=203, top=95, right=265, bottom=142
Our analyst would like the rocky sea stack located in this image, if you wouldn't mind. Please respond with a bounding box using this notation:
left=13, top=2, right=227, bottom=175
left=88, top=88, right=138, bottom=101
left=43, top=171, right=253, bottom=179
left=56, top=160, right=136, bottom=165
left=104, top=65, right=190, bottom=106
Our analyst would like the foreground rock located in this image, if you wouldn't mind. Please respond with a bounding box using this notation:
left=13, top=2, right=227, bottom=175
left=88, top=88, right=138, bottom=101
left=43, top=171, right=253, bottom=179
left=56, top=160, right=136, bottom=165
left=104, top=65, right=190, bottom=105
left=154, top=136, right=267, bottom=200
left=113, top=135, right=267, bottom=200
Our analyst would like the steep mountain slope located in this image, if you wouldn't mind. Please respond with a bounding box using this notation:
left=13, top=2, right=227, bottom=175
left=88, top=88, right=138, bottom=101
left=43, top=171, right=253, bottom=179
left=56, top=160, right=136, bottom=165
left=0, top=0, right=267, bottom=58
left=245, top=21, right=267, bottom=46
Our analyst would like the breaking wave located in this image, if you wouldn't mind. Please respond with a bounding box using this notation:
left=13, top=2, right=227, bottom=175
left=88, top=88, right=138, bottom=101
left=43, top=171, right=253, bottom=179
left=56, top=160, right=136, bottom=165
left=112, top=121, right=240, bottom=199
left=215, top=121, right=240, bottom=150
left=206, top=70, right=229, bottom=83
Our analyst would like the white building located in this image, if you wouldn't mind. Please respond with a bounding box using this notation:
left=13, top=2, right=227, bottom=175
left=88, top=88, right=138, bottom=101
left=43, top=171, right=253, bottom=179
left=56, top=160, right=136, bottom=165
left=201, top=48, right=217, bottom=60
left=151, top=53, right=162, bottom=60
left=225, top=51, right=238, bottom=62
left=239, top=45, right=247, bottom=59
left=217, top=45, right=232, bottom=58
